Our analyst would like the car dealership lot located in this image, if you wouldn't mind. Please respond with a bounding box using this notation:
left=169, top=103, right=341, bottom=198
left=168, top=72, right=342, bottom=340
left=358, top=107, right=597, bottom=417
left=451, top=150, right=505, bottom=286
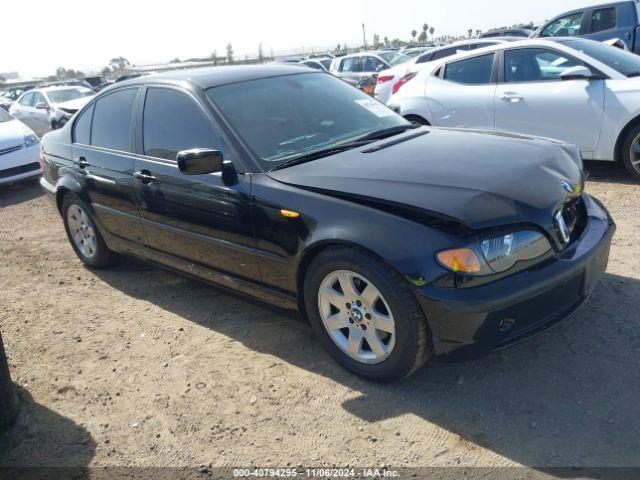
left=0, top=165, right=638, bottom=471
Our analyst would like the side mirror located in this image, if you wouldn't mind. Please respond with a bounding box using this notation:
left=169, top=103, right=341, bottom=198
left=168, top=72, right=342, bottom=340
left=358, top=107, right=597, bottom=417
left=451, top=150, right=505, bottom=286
left=176, top=149, right=223, bottom=175
left=35, top=102, right=48, bottom=110
left=560, top=66, right=595, bottom=81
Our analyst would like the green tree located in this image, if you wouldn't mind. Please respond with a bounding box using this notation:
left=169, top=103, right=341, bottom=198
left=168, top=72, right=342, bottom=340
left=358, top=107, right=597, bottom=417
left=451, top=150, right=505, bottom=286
left=467, top=28, right=473, bottom=38
left=226, top=43, right=234, bottom=64
left=212, top=49, right=219, bottom=66
left=418, top=31, right=427, bottom=44
left=109, top=56, right=130, bottom=71
left=429, top=27, right=435, bottom=41
left=411, top=29, right=417, bottom=44
left=383, top=36, right=390, bottom=47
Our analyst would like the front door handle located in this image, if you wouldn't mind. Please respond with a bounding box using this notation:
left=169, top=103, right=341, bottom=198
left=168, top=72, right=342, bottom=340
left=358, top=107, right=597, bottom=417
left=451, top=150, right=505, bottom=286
left=74, top=156, right=90, bottom=168
left=133, top=170, right=157, bottom=183
left=501, top=92, right=523, bottom=102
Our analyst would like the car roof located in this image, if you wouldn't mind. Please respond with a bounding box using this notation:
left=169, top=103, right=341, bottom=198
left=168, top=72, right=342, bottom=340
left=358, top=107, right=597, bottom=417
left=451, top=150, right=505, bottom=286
left=38, top=85, right=90, bottom=92
left=121, top=64, right=316, bottom=89
left=548, top=0, right=629, bottom=17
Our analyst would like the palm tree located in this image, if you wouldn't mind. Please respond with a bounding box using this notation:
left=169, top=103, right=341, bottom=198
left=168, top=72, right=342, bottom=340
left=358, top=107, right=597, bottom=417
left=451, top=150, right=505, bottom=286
left=429, top=27, right=435, bottom=41
left=475, top=29, right=482, bottom=38
left=411, top=30, right=417, bottom=45
left=467, top=28, right=473, bottom=38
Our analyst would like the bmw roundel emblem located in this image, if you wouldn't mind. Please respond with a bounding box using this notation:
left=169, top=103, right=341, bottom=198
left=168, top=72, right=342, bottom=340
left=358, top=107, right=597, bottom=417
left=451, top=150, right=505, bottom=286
left=561, top=181, right=574, bottom=194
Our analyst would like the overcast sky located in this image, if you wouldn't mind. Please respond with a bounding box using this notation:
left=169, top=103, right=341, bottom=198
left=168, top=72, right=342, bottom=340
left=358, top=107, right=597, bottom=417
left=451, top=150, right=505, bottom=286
left=2, top=0, right=609, bottom=78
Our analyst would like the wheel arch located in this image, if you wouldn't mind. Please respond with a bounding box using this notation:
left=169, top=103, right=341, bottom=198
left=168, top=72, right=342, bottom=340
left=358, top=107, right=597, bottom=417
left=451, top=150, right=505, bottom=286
left=614, top=113, right=640, bottom=163
left=403, top=114, right=431, bottom=126
left=54, top=176, right=84, bottom=213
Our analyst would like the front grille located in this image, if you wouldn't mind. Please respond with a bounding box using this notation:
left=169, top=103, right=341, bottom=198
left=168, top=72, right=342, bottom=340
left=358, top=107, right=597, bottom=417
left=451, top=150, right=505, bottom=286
left=0, top=144, right=23, bottom=156
left=0, top=162, right=40, bottom=179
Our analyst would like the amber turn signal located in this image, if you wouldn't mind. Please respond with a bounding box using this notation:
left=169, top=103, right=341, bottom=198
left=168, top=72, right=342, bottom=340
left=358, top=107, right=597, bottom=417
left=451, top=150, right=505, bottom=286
left=436, top=248, right=482, bottom=273
left=280, top=209, right=300, bottom=218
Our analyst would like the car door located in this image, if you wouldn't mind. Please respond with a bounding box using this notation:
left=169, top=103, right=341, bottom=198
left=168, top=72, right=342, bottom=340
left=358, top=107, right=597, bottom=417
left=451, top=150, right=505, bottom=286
left=494, top=47, right=605, bottom=153
left=425, top=53, right=497, bottom=129
left=12, top=92, right=35, bottom=129
left=132, top=86, right=260, bottom=281
left=31, top=91, right=50, bottom=135
left=72, top=87, right=146, bottom=244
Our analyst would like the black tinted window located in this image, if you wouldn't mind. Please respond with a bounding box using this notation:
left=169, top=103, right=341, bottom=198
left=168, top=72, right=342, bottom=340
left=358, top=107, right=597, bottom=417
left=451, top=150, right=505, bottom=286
left=444, top=54, right=494, bottom=84
left=361, top=56, right=387, bottom=72
left=431, top=47, right=464, bottom=61
left=73, top=104, right=93, bottom=144
left=340, top=57, right=360, bottom=72
left=143, top=88, right=219, bottom=160
left=91, top=88, right=137, bottom=151
left=590, top=7, right=616, bottom=33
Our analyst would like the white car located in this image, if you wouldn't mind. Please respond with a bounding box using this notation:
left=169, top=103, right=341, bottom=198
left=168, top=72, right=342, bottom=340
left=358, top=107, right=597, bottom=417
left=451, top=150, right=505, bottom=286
left=9, top=86, right=94, bottom=136
left=374, top=38, right=518, bottom=104
left=390, top=38, right=640, bottom=179
left=0, top=109, right=41, bottom=185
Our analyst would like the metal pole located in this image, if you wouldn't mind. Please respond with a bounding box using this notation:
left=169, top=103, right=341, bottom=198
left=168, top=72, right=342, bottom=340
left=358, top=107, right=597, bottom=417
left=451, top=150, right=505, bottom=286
left=362, top=23, right=366, bottom=50
left=0, top=329, right=18, bottom=431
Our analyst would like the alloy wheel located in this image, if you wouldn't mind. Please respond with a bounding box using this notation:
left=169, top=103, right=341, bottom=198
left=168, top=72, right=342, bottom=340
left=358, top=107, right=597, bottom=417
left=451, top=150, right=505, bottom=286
left=630, top=133, right=640, bottom=175
left=317, top=270, right=396, bottom=364
left=67, top=204, right=97, bottom=259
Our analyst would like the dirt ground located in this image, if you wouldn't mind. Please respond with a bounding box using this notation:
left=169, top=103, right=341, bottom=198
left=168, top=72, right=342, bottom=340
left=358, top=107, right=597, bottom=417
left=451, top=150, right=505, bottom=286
left=0, top=162, right=639, bottom=476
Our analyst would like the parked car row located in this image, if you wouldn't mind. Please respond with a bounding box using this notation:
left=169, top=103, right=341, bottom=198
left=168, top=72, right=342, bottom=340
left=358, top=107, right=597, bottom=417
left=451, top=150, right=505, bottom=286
left=382, top=37, right=640, bottom=180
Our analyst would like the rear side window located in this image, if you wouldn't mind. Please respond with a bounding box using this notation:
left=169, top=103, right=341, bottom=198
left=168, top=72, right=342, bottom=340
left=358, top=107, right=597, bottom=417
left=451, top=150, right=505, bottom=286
left=20, top=92, right=34, bottom=106
left=444, top=54, right=494, bottom=85
left=73, top=104, right=93, bottom=145
left=590, top=7, right=616, bottom=33
left=504, top=48, right=584, bottom=83
left=91, top=88, right=137, bottom=152
left=541, top=12, right=583, bottom=37
left=143, top=88, right=220, bottom=160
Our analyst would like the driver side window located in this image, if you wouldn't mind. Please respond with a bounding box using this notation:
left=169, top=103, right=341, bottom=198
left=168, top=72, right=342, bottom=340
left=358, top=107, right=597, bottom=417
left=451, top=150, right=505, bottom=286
left=541, top=12, right=583, bottom=37
left=504, top=48, right=585, bottom=83
left=361, top=56, right=387, bottom=73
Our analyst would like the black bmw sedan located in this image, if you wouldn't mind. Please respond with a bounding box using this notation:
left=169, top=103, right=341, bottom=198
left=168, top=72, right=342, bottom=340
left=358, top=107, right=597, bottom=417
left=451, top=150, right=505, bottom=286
left=39, top=65, right=615, bottom=382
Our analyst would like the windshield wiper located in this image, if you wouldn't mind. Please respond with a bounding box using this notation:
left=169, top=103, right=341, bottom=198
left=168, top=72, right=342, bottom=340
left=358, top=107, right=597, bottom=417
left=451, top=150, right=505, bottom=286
left=355, top=124, right=420, bottom=142
left=270, top=140, right=373, bottom=171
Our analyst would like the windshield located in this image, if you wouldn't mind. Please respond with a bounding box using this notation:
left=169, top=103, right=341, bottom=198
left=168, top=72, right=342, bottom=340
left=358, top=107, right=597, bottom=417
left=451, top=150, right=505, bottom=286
left=0, top=108, right=13, bottom=122
left=46, top=88, right=94, bottom=103
left=379, top=51, right=411, bottom=66
left=206, top=73, right=409, bottom=169
left=563, top=39, right=640, bottom=77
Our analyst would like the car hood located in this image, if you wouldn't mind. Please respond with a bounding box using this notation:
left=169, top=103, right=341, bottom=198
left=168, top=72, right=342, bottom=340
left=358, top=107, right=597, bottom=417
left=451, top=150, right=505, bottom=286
left=0, top=119, right=30, bottom=150
left=267, top=127, right=583, bottom=232
left=53, top=96, right=92, bottom=112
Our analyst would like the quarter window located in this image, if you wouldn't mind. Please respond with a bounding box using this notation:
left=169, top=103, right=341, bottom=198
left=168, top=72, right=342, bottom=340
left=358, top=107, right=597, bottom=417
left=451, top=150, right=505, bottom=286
left=91, top=88, right=137, bottom=151
left=504, top=48, right=584, bottom=83
left=143, top=88, right=220, bottom=160
left=73, top=104, right=93, bottom=145
left=590, top=7, right=616, bottom=33
left=444, top=54, right=494, bottom=85
left=541, top=12, right=583, bottom=37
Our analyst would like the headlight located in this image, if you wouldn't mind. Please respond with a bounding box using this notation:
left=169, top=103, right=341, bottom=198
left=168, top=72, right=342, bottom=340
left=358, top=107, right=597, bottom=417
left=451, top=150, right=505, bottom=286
left=436, top=230, right=551, bottom=276
left=23, top=129, right=39, bottom=148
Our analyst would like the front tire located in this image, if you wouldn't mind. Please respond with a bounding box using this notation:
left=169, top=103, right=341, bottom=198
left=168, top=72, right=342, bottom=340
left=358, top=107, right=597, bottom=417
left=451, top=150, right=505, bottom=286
left=303, top=247, right=433, bottom=382
left=62, top=193, right=115, bottom=268
left=621, top=125, right=640, bottom=180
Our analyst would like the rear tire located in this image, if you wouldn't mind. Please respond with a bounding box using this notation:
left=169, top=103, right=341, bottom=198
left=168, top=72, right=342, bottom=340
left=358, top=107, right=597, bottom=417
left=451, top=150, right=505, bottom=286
left=62, top=193, right=115, bottom=268
left=621, top=125, right=640, bottom=181
left=303, top=247, right=433, bottom=382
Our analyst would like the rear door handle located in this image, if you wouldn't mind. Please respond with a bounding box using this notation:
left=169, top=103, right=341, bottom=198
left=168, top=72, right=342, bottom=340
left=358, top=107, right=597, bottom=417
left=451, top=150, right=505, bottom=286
left=501, top=92, right=523, bottom=102
left=133, top=170, right=157, bottom=183
left=74, top=156, right=90, bottom=168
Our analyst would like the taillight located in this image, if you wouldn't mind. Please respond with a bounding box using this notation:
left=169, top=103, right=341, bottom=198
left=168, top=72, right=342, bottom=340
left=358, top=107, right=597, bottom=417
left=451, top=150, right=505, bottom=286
left=377, top=75, right=395, bottom=84
left=392, top=72, right=417, bottom=95
left=39, top=149, right=46, bottom=170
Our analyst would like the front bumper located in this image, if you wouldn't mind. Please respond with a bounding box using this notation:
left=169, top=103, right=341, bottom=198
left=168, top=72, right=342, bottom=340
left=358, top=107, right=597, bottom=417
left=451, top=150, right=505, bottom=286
left=0, top=144, right=41, bottom=185
left=417, top=194, right=615, bottom=361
